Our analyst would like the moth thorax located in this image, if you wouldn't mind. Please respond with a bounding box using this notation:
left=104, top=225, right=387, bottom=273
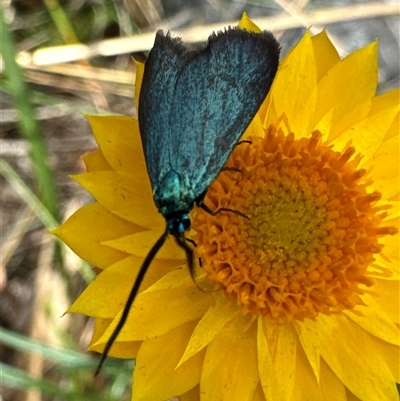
left=155, top=169, right=193, bottom=215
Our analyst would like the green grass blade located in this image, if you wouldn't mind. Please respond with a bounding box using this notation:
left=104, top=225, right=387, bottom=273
left=1, top=363, right=67, bottom=397
left=43, top=0, right=79, bottom=44
left=0, top=158, right=59, bottom=229
left=0, top=363, right=119, bottom=401
left=0, top=327, right=94, bottom=368
left=0, top=327, right=133, bottom=372
left=0, top=7, right=60, bottom=223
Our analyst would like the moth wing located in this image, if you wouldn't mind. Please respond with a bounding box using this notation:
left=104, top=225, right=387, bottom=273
left=138, top=32, right=187, bottom=190
left=139, top=28, right=280, bottom=201
left=170, top=27, right=280, bottom=197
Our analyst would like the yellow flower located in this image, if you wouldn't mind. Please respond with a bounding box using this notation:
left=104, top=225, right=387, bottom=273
left=53, top=14, right=400, bottom=401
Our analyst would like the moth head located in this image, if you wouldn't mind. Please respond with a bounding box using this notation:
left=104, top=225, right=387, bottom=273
left=166, top=213, right=191, bottom=235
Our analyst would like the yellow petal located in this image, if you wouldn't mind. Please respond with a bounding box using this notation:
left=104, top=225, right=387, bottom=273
left=297, top=318, right=321, bottom=382
left=374, top=252, right=400, bottom=281
left=178, top=301, right=238, bottom=367
left=319, top=360, right=347, bottom=401
left=102, top=230, right=185, bottom=259
left=201, top=316, right=258, bottom=401
left=334, top=104, right=399, bottom=168
left=312, top=107, right=333, bottom=137
left=270, top=323, right=297, bottom=401
left=71, top=171, right=163, bottom=229
left=373, top=278, right=400, bottom=325
left=377, top=214, right=400, bottom=274
left=363, top=112, right=399, bottom=199
left=317, top=314, right=398, bottom=400
left=179, top=385, right=200, bottom=401
left=255, top=92, right=273, bottom=131
left=375, top=335, right=400, bottom=382
left=244, top=110, right=265, bottom=140
left=257, top=319, right=278, bottom=400
left=263, top=94, right=279, bottom=130
left=271, top=31, right=317, bottom=138
left=384, top=202, right=400, bottom=220
left=133, top=320, right=203, bottom=401
left=315, top=42, right=378, bottom=142
left=68, top=255, right=178, bottom=318
left=294, top=344, right=322, bottom=401
left=143, top=265, right=196, bottom=293
left=311, top=30, right=340, bottom=81
left=251, top=383, right=266, bottom=401
left=97, top=284, right=212, bottom=343
left=389, top=193, right=400, bottom=202
left=257, top=321, right=298, bottom=401
left=238, top=12, right=262, bottom=33
left=295, top=350, right=347, bottom=401
left=88, top=318, right=141, bottom=357
left=345, top=293, right=400, bottom=346
left=91, top=340, right=140, bottom=359
left=134, top=59, right=145, bottom=113
left=52, top=202, right=134, bottom=268
left=369, top=88, right=400, bottom=115
left=345, top=390, right=363, bottom=401
left=82, top=149, right=111, bottom=172
left=85, top=115, right=146, bottom=175
left=88, top=317, right=110, bottom=346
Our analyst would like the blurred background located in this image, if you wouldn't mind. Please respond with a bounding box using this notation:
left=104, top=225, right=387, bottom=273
left=0, top=0, right=399, bottom=400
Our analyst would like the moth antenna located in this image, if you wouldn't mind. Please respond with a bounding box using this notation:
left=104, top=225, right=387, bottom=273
left=94, top=228, right=168, bottom=376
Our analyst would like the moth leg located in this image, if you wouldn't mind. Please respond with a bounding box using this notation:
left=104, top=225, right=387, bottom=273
left=220, top=141, right=252, bottom=174
left=220, top=166, right=244, bottom=183
left=174, top=234, right=194, bottom=279
left=185, top=237, right=197, bottom=247
left=185, top=237, right=202, bottom=268
left=174, top=234, right=207, bottom=292
left=195, top=191, right=249, bottom=220
left=236, top=139, right=252, bottom=146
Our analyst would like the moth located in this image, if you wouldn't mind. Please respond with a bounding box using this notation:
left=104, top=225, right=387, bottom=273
left=95, top=26, right=280, bottom=375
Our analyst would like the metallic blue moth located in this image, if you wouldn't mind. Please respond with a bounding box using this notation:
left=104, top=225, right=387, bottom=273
left=96, top=26, right=280, bottom=375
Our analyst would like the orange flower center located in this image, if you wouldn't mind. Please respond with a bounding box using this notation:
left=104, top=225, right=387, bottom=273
left=193, top=125, right=397, bottom=322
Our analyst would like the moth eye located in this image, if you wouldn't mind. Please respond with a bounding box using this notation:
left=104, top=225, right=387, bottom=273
left=182, top=215, right=191, bottom=231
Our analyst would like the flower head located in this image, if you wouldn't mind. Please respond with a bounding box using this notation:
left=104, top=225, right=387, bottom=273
left=54, top=14, right=399, bottom=401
